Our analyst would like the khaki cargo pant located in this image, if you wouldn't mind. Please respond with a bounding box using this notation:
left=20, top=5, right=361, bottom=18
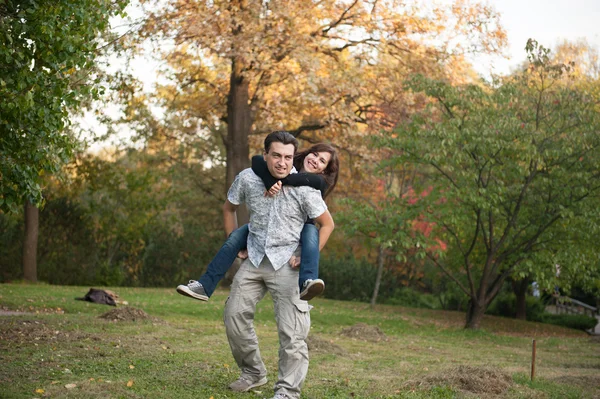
left=224, top=256, right=312, bottom=399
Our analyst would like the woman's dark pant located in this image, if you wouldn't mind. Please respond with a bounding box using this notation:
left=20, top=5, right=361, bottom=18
left=198, top=223, right=320, bottom=296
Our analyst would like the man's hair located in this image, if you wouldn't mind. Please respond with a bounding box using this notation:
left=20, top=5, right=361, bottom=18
left=264, top=131, right=298, bottom=153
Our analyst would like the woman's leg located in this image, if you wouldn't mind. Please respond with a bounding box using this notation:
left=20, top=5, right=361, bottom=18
left=177, top=224, right=249, bottom=300
left=198, top=224, right=249, bottom=297
left=298, top=223, right=323, bottom=300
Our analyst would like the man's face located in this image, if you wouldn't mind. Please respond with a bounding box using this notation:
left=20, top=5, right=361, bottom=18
left=264, top=142, right=295, bottom=179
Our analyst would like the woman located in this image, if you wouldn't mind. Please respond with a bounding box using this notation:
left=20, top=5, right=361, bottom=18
left=177, top=143, right=339, bottom=301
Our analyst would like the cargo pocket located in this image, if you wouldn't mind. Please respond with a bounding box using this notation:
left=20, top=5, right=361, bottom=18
left=293, top=301, right=312, bottom=340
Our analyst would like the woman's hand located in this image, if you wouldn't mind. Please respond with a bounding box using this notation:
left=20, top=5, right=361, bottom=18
left=237, top=249, right=248, bottom=259
left=288, top=255, right=301, bottom=268
left=264, top=180, right=282, bottom=197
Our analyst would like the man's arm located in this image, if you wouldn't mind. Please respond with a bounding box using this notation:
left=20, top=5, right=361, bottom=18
left=223, top=199, right=248, bottom=259
left=313, top=209, right=335, bottom=251
left=223, top=199, right=239, bottom=237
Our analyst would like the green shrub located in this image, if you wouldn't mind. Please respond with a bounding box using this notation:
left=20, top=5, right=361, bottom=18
left=487, top=292, right=546, bottom=321
left=437, top=289, right=470, bottom=311
left=540, top=314, right=598, bottom=331
left=319, top=255, right=378, bottom=302
left=386, top=287, right=438, bottom=309
left=319, top=255, right=413, bottom=303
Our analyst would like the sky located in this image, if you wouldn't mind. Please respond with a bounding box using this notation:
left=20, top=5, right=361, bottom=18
left=474, top=0, right=600, bottom=76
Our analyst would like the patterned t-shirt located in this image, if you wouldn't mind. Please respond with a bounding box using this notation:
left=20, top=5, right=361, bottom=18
left=227, top=168, right=327, bottom=270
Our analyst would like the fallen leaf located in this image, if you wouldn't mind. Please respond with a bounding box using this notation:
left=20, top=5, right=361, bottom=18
left=129, top=365, right=135, bottom=369
left=127, top=380, right=134, bottom=387
left=35, top=388, right=45, bottom=394
left=161, top=345, right=167, bottom=350
left=65, top=383, right=77, bottom=389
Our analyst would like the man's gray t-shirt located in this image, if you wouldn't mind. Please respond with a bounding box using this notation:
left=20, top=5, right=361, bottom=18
left=228, top=168, right=327, bottom=270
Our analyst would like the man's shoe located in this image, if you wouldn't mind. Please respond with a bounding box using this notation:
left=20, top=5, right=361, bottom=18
left=176, top=280, right=209, bottom=301
left=300, top=279, right=325, bottom=300
left=228, top=375, right=268, bottom=392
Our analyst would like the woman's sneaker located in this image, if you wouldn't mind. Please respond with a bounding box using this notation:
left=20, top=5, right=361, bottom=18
left=176, top=280, right=209, bottom=301
left=300, top=279, right=325, bottom=300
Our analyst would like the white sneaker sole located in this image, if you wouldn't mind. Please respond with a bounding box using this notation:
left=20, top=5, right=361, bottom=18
left=230, top=376, right=268, bottom=392
left=176, top=285, right=208, bottom=301
left=300, top=279, right=325, bottom=301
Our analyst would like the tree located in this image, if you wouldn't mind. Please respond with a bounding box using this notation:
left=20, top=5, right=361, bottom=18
left=377, top=40, right=600, bottom=329
left=1, top=0, right=128, bottom=281
left=0, top=0, right=128, bottom=213
left=122, top=0, right=505, bottom=203
left=507, top=39, right=600, bottom=320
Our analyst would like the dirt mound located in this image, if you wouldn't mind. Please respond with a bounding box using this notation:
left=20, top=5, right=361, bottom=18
left=410, top=365, right=513, bottom=396
left=99, top=307, right=157, bottom=322
left=340, top=323, right=388, bottom=342
left=306, top=335, right=347, bottom=356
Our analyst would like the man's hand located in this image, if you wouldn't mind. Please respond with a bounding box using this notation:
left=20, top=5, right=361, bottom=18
left=264, top=181, right=282, bottom=197
left=288, top=255, right=301, bottom=268
left=237, top=249, right=248, bottom=259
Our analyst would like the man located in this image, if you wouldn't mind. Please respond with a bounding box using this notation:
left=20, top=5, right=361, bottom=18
left=222, top=131, right=334, bottom=399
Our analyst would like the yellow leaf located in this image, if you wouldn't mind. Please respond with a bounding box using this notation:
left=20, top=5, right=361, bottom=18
left=35, top=388, right=45, bottom=394
left=127, top=380, right=134, bottom=387
left=129, top=364, right=135, bottom=369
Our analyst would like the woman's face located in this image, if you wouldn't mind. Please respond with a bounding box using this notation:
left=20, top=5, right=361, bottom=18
left=303, top=151, right=332, bottom=174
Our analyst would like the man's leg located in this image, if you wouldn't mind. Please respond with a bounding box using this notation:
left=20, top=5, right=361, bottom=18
left=265, top=261, right=311, bottom=399
left=223, top=257, right=268, bottom=390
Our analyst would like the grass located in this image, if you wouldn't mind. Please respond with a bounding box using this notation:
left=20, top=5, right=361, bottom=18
left=1, top=283, right=598, bottom=399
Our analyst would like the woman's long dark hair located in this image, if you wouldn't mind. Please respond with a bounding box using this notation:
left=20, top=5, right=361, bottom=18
left=293, top=143, right=339, bottom=198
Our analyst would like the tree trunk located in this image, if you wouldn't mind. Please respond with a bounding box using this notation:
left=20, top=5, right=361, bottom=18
left=226, top=57, right=251, bottom=224
left=223, top=56, right=251, bottom=285
left=512, top=278, right=530, bottom=320
left=465, top=298, right=486, bottom=329
left=23, top=200, right=39, bottom=282
left=370, top=245, right=385, bottom=308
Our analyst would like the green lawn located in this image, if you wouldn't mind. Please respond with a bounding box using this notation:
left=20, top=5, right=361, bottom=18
left=1, top=283, right=598, bottom=398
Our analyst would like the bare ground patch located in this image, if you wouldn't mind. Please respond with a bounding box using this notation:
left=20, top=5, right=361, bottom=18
left=306, top=334, right=347, bottom=356
left=404, top=365, right=513, bottom=397
left=340, top=322, right=388, bottom=342
left=0, top=318, right=93, bottom=345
